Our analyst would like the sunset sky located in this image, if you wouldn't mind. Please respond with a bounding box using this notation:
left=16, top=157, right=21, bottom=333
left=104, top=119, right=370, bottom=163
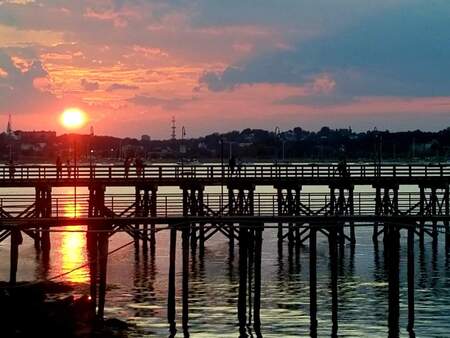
left=1, top=0, right=449, bottom=138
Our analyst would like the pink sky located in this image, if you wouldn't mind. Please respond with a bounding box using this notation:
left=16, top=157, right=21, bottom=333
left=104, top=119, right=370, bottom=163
left=1, top=0, right=449, bottom=138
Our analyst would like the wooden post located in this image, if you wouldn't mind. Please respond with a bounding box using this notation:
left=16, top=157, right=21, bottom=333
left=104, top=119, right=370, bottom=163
left=373, top=186, right=381, bottom=242
left=150, top=187, right=157, bottom=255
left=349, top=186, right=355, bottom=245
left=253, top=224, right=263, bottom=329
left=167, top=226, right=177, bottom=334
left=247, top=228, right=254, bottom=325
left=87, top=224, right=98, bottom=315
left=330, top=224, right=338, bottom=335
left=41, top=187, right=51, bottom=253
left=445, top=186, right=450, bottom=250
left=419, top=186, right=425, bottom=248
left=407, top=225, right=415, bottom=333
left=310, top=225, right=317, bottom=334
left=182, top=223, right=190, bottom=333
left=229, top=223, right=235, bottom=256
left=9, top=228, right=22, bottom=285
left=238, top=224, right=248, bottom=334
left=97, top=227, right=109, bottom=319
left=277, top=188, right=283, bottom=243
left=387, top=224, right=400, bottom=338
left=134, top=187, right=141, bottom=249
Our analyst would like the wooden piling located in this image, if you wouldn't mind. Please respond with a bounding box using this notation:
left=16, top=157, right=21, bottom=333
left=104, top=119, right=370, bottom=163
left=407, top=225, right=415, bottom=333
left=387, top=224, right=400, bottom=338
left=238, top=224, right=248, bottom=333
left=253, top=225, right=263, bottom=328
left=9, top=228, right=21, bottom=285
left=330, top=224, right=338, bottom=335
left=310, top=226, right=317, bottom=334
left=247, top=228, right=254, bottom=325
left=97, top=227, right=109, bottom=319
left=373, top=186, right=381, bottom=242
left=419, top=186, right=425, bottom=247
left=182, top=223, right=190, bottom=333
left=87, top=225, right=98, bottom=315
left=167, top=225, right=177, bottom=334
left=445, top=186, right=450, bottom=250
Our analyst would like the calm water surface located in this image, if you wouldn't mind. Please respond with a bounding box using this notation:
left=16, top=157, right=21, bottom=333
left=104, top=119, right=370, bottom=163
left=1, top=184, right=450, bottom=337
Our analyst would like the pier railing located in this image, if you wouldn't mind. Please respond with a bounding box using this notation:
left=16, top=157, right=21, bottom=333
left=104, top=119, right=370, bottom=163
left=0, top=191, right=430, bottom=219
left=1, top=163, right=450, bottom=180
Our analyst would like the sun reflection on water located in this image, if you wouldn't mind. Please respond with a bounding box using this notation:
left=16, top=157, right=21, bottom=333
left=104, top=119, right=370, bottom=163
left=60, top=225, right=89, bottom=283
left=63, top=200, right=83, bottom=218
left=58, top=198, right=89, bottom=283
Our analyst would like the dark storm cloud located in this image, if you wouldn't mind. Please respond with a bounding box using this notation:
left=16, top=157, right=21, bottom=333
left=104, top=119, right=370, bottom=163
left=200, top=2, right=450, bottom=103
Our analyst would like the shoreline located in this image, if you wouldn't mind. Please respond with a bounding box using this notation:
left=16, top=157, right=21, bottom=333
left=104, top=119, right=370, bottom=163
left=0, top=281, right=129, bottom=337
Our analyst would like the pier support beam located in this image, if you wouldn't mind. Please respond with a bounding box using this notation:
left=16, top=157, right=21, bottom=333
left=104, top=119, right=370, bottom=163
left=9, top=228, right=22, bottom=285
left=275, top=183, right=302, bottom=248
left=228, top=183, right=255, bottom=254
left=329, top=183, right=355, bottom=245
left=167, top=224, right=177, bottom=336
left=237, top=222, right=264, bottom=336
left=372, top=184, right=399, bottom=242
left=309, top=225, right=317, bottom=336
left=34, top=185, right=52, bottom=252
left=418, top=183, right=449, bottom=247
left=329, top=223, right=338, bottom=336
left=87, top=184, right=111, bottom=319
left=407, top=224, right=415, bottom=333
left=181, top=183, right=204, bottom=254
left=385, top=223, right=400, bottom=338
left=135, top=185, right=158, bottom=252
left=182, top=222, right=190, bottom=334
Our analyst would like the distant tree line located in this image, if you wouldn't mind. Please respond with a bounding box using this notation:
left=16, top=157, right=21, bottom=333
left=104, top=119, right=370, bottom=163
left=1, top=126, right=450, bottom=162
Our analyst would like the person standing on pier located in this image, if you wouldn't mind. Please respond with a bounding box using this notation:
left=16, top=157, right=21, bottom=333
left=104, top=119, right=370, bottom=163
left=135, top=156, right=144, bottom=178
left=229, top=156, right=236, bottom=176
left=124, top=157, right=130, bottom=178
left=56, top=156, right=63, bottom=179
left=66, top=159, right=72, bottom=178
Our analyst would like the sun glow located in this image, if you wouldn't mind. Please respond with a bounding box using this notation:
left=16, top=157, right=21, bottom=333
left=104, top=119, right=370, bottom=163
left=60, top=108, right=87, bottom=129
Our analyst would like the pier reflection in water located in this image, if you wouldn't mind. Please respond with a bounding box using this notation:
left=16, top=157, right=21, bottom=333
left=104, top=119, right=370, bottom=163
left=2, top=188, right=450, bottom=337
left=1, top=226, right=450, bottom=337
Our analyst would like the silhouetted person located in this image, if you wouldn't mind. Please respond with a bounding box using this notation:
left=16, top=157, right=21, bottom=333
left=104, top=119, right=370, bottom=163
left=337, top=145, right=349, bottom=178
left=66, top=159, right=72, bottom=178
left=336, top=159, right=349, bottom=178
left=56, top=156, right=63, bottom=179
left=229, top=156, right=236, bottom=176
left=8, top=159, right=15, bottom=179
left=124, top=157, right=130, bottom=178
left=236, top=157, right=243, bottom=176
left=135, top=156, right=144, bottom=178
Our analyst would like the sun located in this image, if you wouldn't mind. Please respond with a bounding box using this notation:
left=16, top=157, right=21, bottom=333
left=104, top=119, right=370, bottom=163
left=60, top=108, right=87, bottom=129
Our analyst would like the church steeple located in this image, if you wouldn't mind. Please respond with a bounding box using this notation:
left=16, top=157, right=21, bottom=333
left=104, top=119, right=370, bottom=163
left=6, top=114, right=12, bottom=135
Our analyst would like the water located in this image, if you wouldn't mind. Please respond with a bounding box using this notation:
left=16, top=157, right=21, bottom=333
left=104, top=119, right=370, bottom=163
left=1, top=185, right=450, bottom=337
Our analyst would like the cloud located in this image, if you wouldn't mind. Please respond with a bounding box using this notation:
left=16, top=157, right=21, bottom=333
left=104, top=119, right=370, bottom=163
left=80, top=78, right=99, bottom=91
left=199, top=2, right=450, bottom=104
left=0, top=51, right=60, bottom=114
left=106, top=83, right=139, bottom=92
left=127, top=94, right=196, bottom=109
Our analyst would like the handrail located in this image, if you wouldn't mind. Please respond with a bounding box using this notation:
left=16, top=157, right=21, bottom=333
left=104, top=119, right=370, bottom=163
left=0, top=163, right=449, bottom=180
left=0, top=191, right=438, bottom=219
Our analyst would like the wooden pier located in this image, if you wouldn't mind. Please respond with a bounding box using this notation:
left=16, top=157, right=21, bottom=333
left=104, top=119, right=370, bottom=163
left=1, top=163, right=449, bottom=336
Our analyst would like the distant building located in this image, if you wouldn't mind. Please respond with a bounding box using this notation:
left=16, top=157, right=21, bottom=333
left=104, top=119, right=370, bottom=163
left=141, top=134, right=151, bottom=142
left=15, top=130, right=57, bottom=143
